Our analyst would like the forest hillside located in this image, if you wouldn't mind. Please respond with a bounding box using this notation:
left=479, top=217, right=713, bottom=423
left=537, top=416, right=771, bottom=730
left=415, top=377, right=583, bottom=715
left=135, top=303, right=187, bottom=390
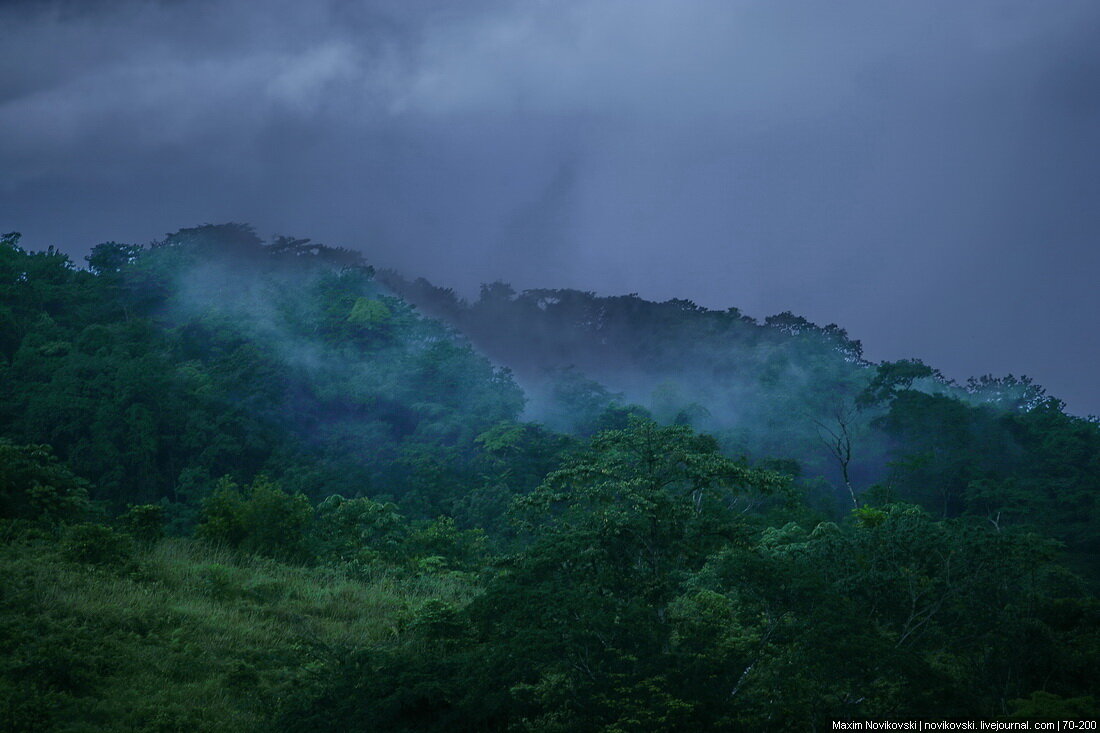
left=1, top=225, right=1097, bottom=730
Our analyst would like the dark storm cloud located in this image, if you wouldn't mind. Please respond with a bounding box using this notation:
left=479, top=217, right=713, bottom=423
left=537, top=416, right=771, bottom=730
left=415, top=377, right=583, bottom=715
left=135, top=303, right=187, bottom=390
left=2, top=0, right=1099, bottom=413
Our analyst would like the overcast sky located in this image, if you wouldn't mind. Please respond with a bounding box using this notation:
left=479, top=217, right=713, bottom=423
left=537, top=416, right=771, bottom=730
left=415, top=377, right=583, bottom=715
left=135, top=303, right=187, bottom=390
left=2, top=0, right=1099, bottom=414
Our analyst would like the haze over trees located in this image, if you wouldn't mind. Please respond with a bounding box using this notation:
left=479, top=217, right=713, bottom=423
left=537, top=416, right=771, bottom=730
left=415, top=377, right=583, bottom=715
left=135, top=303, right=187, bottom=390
left=1, top=225, right=1097, bottom=730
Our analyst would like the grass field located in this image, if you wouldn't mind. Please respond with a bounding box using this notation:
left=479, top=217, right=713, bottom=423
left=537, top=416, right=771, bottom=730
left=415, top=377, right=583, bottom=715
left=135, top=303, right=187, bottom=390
left=0, top=534, right=479, bottom=732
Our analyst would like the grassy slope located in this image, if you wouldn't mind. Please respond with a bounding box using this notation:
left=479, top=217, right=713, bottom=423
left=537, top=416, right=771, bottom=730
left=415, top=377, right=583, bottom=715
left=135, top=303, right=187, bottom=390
left=0, top=536, right=478, bottom=732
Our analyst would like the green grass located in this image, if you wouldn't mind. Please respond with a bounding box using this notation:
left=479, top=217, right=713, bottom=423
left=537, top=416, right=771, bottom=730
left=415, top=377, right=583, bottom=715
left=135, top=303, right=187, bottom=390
left=0, top=535, right=479, bottom=732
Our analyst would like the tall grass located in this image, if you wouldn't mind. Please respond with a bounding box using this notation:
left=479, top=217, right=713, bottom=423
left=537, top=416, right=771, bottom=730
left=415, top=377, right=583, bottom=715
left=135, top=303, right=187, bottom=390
left=0, top=536, right=480, bottom=732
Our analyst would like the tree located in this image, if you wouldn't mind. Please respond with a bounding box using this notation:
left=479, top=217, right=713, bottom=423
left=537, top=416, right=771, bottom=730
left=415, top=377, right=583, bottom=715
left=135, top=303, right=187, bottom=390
left=457, top=418, right=786, bottom=728
left=85, top=242, right=143, bottom=275
left=813, top=398, right=862, bottom=509
left=513, top=416, right=786, bottom=588
left=858, top=359, right=943, bottom=407
left=0, top=439, right=89, bottom=523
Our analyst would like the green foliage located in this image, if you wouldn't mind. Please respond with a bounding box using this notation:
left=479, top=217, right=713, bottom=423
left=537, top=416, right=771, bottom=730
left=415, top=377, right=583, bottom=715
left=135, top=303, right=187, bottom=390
left=119, top=503, right=165, bottom=543
left=0, top=536, right=479, bottom=731
left=852, top=504, right=888, bottom=527
left=347, top=296, right=392, bottom=329
left=454, top=419, right=791, bottom=728
left=60, top=523, right=134, bottom=566
left=858, top=358, right=942, bottom=406
left=541, top=365, right=626, bottom=435
left=514, top=416, right=786, bottom=555
left=408, top=598, right=468, bottom=639
left=876, top=385, right=1100, bottom=577
left=311, top=493, right=407, bottom=564
left=0, top=439, right=90, bottom=522
left=0, top=224, right=1098, bottom=728
left=0, top=224, right=526, bottom=515
left=85, top=241, right=143, bottom=275
left=406, top=516, right=487, bottom=572
left=197, top=476, right=312, bottom=561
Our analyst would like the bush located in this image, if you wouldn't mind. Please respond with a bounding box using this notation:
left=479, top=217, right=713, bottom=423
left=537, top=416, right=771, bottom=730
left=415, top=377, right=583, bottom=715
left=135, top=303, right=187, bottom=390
left=406, top=516, right=487, bottom=572
left=197, top=476, right=312, bottom=561
left=311, top=494, right=408, bottom=564
left=60, top=523, right=134, bottom=566
left=119, top=503, right=165, bottom=543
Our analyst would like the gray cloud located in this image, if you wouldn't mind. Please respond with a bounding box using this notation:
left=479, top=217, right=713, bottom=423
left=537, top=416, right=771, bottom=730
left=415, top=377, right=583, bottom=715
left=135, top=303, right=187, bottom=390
left=2, top=0, right=1099, bottom=413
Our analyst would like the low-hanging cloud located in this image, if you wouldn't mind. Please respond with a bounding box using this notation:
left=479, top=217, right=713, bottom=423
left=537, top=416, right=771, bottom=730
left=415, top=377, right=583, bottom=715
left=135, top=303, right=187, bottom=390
left=2, top=0, right=1099, bottom=413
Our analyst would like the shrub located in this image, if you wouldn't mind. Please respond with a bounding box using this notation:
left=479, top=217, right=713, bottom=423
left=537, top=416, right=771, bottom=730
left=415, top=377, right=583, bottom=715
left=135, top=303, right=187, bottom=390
left=406, top=516, right=487, bottom=572
left=60, top=523, right=134, bottom=566
left=120, top=503, right=165, bottom=543
left=197, top=476, right=312, bottom=561
left=311, top=494, right=408, bottom=564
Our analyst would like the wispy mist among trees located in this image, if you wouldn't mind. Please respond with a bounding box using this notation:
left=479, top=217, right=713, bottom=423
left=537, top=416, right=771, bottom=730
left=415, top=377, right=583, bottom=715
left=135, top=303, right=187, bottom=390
left=0, top=225, right=1097, bottom=728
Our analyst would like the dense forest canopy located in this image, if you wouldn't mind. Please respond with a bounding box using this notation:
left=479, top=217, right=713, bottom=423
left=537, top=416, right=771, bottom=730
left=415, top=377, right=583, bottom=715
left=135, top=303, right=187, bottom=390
left=380, top=267, right=1100, bottom=573
left=1, top=224, right=1097, bottom=730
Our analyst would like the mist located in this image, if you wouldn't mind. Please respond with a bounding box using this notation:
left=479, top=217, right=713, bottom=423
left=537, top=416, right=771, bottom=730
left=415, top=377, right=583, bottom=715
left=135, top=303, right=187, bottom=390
left=2, top=0, right=1099, bottom=413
